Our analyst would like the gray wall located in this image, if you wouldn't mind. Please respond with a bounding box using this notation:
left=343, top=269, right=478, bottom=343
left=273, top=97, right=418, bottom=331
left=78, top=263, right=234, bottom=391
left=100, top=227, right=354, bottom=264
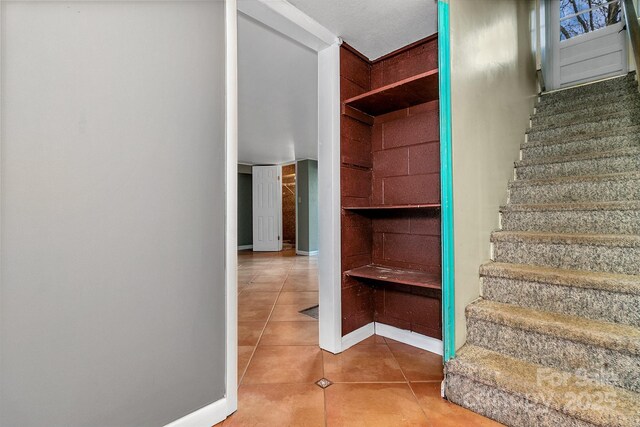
left=0, top=2, right=227, bottom=426
left=238, top=171, right=253, bottom=247
left=297, top=160, right=319, bottom=253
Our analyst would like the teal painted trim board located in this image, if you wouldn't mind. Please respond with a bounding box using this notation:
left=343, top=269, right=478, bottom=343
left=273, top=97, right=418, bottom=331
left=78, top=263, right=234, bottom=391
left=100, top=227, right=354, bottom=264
left=438, top=0, right=456, bottom=362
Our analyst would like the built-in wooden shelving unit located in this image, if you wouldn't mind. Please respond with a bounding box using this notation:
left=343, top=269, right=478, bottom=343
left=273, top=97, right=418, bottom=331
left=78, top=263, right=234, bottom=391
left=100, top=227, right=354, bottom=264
left=339, top=34, right=442, bottom=340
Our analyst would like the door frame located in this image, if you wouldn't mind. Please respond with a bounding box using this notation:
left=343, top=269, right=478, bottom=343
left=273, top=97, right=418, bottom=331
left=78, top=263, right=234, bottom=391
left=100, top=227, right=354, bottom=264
left=232, top=1, right=343, bottom=358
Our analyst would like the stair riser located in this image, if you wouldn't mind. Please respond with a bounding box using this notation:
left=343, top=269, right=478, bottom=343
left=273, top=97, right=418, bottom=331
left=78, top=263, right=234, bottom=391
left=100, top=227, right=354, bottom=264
left=516, top=155, right=640, bottom=180
left=521, top=134, right=640, bottom=160
left=501, top=210, right=640, bottom=235
left=539, top=77, right=637, bottom=104
left=509, top=178, right=640, bottom=204
left=467, top=319, right=640, bottom=393
left=527, top=116, right=640, bottom=142
left=533, top=103, right=640, bottom=129
left=481, top=276, right=640, bottom=327
left=492, top=241, right=640, bottom=275
left=445, top=374, right=595, bottom=427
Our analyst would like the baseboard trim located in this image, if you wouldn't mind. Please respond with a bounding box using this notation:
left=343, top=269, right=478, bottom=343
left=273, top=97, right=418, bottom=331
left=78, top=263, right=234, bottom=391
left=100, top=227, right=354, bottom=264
left=296, top=250, right=319, bottom=256
left=375, top=322, right=443, bottom=356
left=238, top=245, right=253, bottom=250
left=163, top=397, right=229, bottom=427
left=340, top=322, right=374, bottom=351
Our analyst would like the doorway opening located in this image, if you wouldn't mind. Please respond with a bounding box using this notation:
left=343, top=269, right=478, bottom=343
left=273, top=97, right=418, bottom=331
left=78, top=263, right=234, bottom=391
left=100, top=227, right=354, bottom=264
left=235, top=7, right=322, bottom=388
left=544, top=0, right=628, bottom=89
left=282, top=163, right=296, bottom=251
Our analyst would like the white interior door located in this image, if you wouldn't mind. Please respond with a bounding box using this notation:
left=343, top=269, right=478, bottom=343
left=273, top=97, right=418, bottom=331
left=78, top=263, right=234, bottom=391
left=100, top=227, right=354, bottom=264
left=252, top=165, right=282, bottom=251
left=550, top=0, right=627, bottom=89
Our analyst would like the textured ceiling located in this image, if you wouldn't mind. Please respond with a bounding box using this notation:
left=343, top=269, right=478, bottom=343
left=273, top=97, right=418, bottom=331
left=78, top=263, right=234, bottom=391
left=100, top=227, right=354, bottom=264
left=287, top=0, right=438, bottom=60
left=238, top=13, right=318, bottom=164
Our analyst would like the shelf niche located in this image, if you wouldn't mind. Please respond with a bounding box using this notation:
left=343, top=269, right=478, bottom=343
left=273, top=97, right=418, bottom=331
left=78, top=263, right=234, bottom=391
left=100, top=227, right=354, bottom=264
left=345, top=264, right=441, bottom=290
left=343, top=69, right=439, bottom=122
left=340, top=35, right=442, bottom=341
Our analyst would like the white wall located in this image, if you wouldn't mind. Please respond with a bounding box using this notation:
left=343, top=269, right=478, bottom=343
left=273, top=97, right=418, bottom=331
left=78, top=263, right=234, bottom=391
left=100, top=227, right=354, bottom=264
left=450, top=0, right=538, bottom=350
left=0, top=2, right=227, bottom=426
left=238, top=12, right=318, bottom=164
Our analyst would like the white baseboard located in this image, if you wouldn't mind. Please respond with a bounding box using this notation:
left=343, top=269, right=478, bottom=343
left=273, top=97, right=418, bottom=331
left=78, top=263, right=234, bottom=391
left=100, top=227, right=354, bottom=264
left=238, top=245, right=253, bottom=250
left=164, top=397, right=229, bottom=427
left=375, top=322, right=443, bottom=356
left=340, top=322, right=374, bottom=351
left=296, top=250, right=319, bottom=256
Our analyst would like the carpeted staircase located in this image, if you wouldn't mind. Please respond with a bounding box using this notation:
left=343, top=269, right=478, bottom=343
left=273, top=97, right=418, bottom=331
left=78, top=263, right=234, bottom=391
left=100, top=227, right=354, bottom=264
left=444, top=73, right=640, bottom=427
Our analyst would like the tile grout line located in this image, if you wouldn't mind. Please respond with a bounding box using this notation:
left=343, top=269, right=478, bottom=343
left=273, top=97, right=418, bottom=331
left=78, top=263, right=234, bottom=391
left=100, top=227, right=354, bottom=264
left=386, top=340, right=431, bottom=422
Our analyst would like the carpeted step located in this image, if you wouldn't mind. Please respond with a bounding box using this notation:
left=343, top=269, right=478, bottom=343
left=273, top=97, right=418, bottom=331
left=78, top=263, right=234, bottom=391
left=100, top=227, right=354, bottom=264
left=532, top=102, right=640, bottom=130
left=526, top=113, right=640, bottom=143
left=445, top=345, right=640, bottom=427
left=499, top=201, right=640, bottom=235
left=480, top=262, right=640, bottom=326
left=490, top=231, right=640, bottom=275
left=520, top=126, right=640, bottom=160
left=465, top=299, right=640, bottom=392
left=533, top=92, right=640, bottom=123
left=537, top=73, right=637, bottom=104
left=535, top=86, right=638, bottom=115
left=515, top=147, right=640, bottom=180
left=508, top=172, right=640, bottom=204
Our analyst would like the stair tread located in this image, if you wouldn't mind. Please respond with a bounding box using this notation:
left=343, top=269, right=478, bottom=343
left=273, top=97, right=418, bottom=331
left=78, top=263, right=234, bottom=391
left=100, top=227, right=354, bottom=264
left=534, top=92, right=640, bottom=118
left=491, top=230, right=640, bottom=247
left=515, top=146, right=640, bottom=167
left=537, top=88, right=638, bottom=107
left=480, top=262, right=640, bottom=296
left=538, top=74, right=637, bottom=100
left=467, top=299, right=640, bottom=355
left=509, top=171, right=640, bottom=188
left=447, top=344, right=640, bottom=427
left=501, top=200, right=640, bottom=212
left=528, top=109, right=637, bottom=133
left=520, top=125, right=640, bottom=149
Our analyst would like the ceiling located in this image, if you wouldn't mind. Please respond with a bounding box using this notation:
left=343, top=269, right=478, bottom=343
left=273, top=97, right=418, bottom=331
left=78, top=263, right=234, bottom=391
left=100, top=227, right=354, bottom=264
left=287, top=0, right=438, bottom=60
left=238, top=13, right=318, bottom=164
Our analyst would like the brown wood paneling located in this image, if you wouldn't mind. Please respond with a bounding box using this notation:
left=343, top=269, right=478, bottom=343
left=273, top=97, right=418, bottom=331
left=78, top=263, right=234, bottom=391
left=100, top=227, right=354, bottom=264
left=282, top=164, right=296, bottom=244
left=340, top=47, right=374, bottom=335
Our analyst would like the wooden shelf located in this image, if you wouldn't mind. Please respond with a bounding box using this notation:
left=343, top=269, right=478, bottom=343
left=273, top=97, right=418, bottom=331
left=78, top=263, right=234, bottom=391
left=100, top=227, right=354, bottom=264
left=343, top=69, right=439, bottom=118
left=343, top=204, right=440, bottom=211
left=345, top=264, right=441, bottom=290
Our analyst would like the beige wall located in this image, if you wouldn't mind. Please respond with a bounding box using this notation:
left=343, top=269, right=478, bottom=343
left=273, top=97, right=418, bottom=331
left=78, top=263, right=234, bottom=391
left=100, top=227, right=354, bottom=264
left=450, top=0, right=538, bottom=350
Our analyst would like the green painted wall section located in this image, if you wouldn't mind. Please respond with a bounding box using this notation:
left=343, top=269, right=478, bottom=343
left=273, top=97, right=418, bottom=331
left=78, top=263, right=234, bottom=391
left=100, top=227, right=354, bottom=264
left=238, top=172, right=253, bottom=247
left=297, top=159, right=318, bottom=253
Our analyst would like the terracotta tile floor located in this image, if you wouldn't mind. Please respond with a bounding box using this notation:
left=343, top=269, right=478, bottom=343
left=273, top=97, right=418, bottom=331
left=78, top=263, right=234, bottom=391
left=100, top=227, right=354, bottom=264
left=219, top=249, right=502, bottom=426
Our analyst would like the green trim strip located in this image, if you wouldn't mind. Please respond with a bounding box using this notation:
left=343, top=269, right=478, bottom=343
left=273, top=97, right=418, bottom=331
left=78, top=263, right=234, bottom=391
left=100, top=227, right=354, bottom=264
left=438, top=0, right=456, bottom=362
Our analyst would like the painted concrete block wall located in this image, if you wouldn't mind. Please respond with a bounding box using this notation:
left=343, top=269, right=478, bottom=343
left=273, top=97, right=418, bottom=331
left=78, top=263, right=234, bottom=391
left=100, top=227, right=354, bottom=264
left=238, top=171, right=253, bottom=247
left=0, top=2, right=227, bottom=426
left=297, top=159, right=319, bottom=253
left=450, top=0, right=538, bottom=350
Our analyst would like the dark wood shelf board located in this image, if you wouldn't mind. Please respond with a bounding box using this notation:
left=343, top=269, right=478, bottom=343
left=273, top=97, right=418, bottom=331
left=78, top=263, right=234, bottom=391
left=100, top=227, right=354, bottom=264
left=343, top=69, right=439, bottom=116
left=343, top=204, right=441, bottom=211
left=345, top=264, right=441, bottom=290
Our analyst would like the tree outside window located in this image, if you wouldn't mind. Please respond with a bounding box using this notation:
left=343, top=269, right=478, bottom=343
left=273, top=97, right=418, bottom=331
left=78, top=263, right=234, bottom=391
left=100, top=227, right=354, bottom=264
left=560, top=0, right=622, bottom=40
